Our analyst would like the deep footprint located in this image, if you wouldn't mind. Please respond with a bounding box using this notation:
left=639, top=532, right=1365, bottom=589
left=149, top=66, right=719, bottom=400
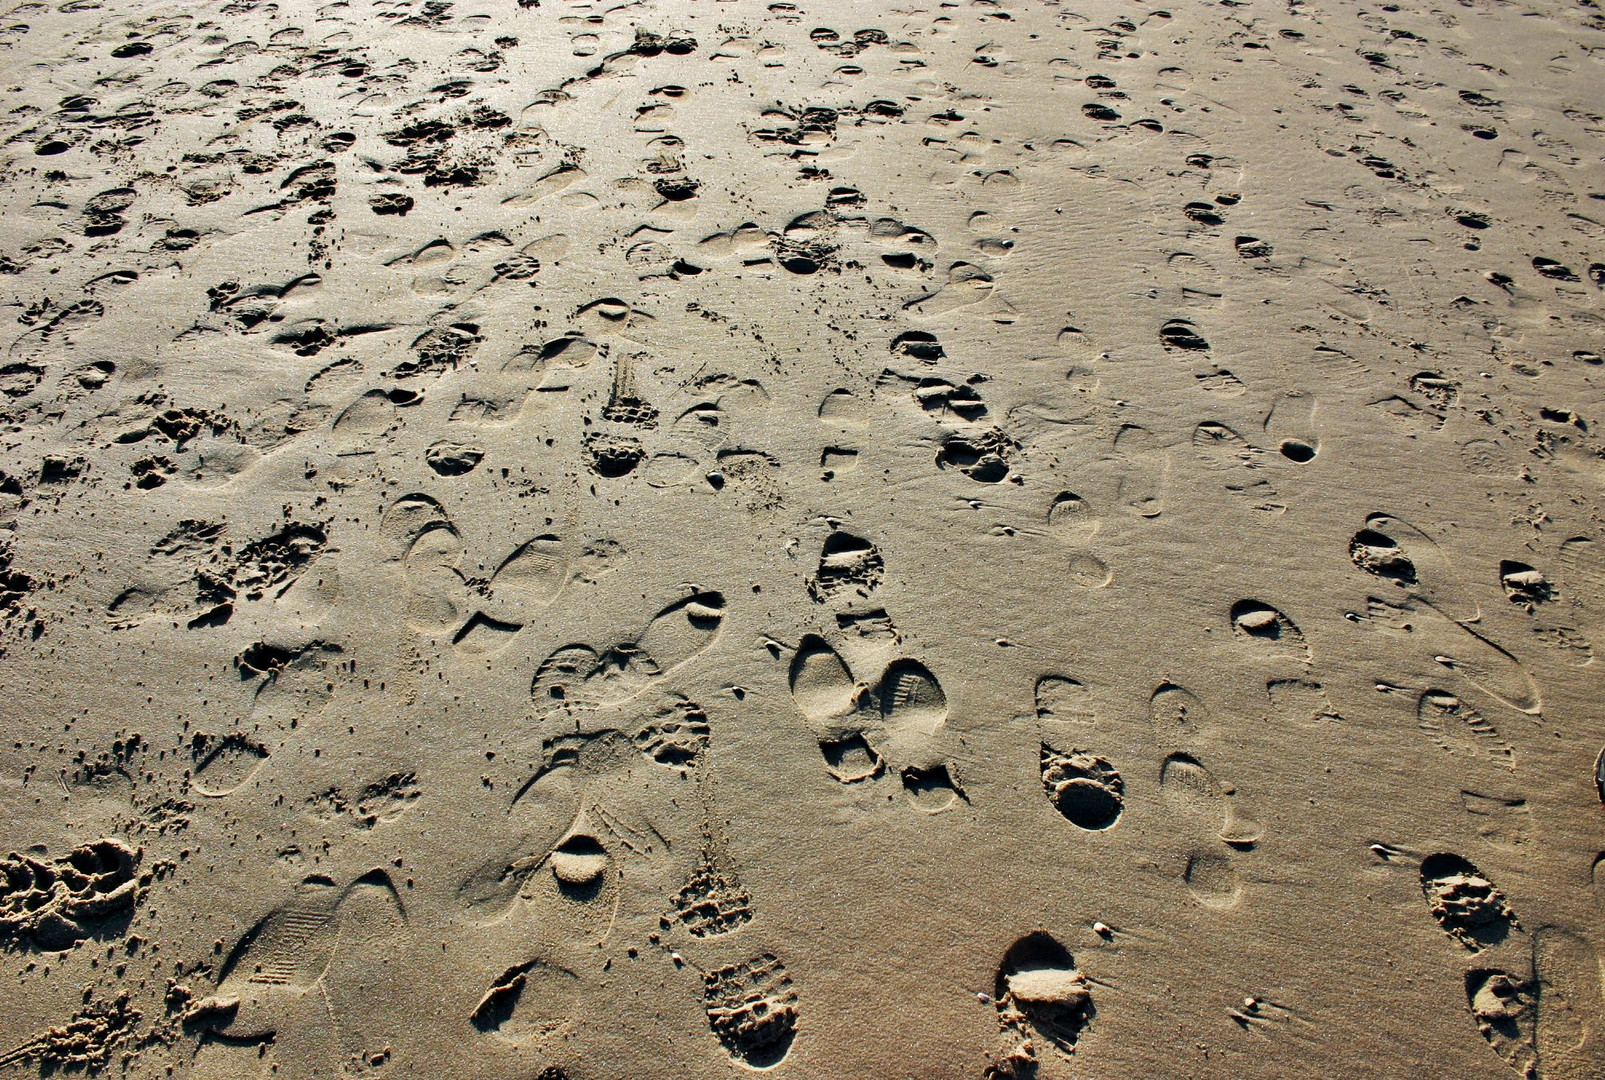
left=1420, top=852, right=1518, bottom=951
left=703, top=953, right=798, bottom=1068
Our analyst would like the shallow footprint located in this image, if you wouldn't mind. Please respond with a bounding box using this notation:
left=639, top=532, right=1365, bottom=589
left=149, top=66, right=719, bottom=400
left=1150, top=681, right=1210, bottom=740
left=636, top=590, right=725, bottom=675
left=1036, top=675, right=1095, bottom=726
left=491, top=535, right=568, bottom=606
left=1533, top=926, right=1605, bottom=1077
left=1160, top=752, right=1261, bottom=845
left=1417, top=690, right=1514, bottom=768
left=787, top=634, right=857, bottom=722
left=1112, top=423, right=1167, bottom=518
left=877, top=658, right=948, bottom=741
left=1182, top=847, right=1241, bottom=909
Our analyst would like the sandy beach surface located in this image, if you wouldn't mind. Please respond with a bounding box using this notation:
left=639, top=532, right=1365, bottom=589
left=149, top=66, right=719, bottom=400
left=0, top=0, right=1603, bottom=1076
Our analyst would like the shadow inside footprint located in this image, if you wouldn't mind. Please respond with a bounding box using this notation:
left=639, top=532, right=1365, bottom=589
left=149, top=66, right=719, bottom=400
left=994, top=932, right=1093, bottom=1054
left=1466, top=968, right=1537, bottom=1077
left=1420, top=853, right=1518, bottom=951
left=1040, top=745, right=1122, bottom=830
left=902, top=763, right=965, bottom=813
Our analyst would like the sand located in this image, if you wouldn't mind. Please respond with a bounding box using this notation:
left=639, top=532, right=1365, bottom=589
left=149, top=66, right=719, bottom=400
left=0, top=0, right=1602, bottom=1076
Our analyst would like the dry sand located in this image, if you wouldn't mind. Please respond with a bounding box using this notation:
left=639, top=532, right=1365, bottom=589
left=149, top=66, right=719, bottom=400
left=0, top=0, right=1603, bottom=1076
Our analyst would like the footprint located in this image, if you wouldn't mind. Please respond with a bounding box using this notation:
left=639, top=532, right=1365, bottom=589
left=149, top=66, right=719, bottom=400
left=190, top=733, right=270, bottom=796
left=637, top=590, right=727, bottom=674
left=878, top=658, right=947, bottom=742
left=1112, top=423, right=1167, bottom=518
left=807, top=530, right=884, bottom=603
left=1359, top=597, right=1542, bottom=715
left=1420, top=852, right=1517, bottom=951
left=470, top=959, right=581, bottom=1046
left=1499, top=561, right=1553, bottom=610
left=530, top=591, right=724, bottom=714
left=403, top=525, right=467, bottom=633
left=991, top=931, right=1093, bottom=1071
left=1036, top=675, right=1095, bottom=726
left=788, top=635, right=858, bottom=723
left=1533, top=926, right=1605, bottom=1076
left=1461, top=791, right=1531, bottom=848
left=666, top=838, right=753, bottom=939
left=703, top=952, right=798, bottom=1068
left=1182, top=848, right=1241, bottom=909
left=1231, top=599, right=1311, bottom=664
left=1160, top=752, right=1261, bottom=846
left=1264, top=390, right=1320, bottom=463
left=1046, top=492, right=1098, bottom=541
left=1150, top=681, right=1210, bottom=739
left=199, top=870, right=407, bottom=1056
left=1040, top=745, right=1123, bottom=829
left=1265, top=677, right=1341, bottom=724
left=1466, top=967, right=1538, bottom=1077
left=1348, top=513, right=1477, bottom=620
left=244, top=641, right=346, bottom=729
left=0, top=839, right=142, bottom=951
left=1417, top=690, right=1515, bottom=768
left=492, top=535, right=569, bottom=605
left=1193, top=422, right=1284, bottom=513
